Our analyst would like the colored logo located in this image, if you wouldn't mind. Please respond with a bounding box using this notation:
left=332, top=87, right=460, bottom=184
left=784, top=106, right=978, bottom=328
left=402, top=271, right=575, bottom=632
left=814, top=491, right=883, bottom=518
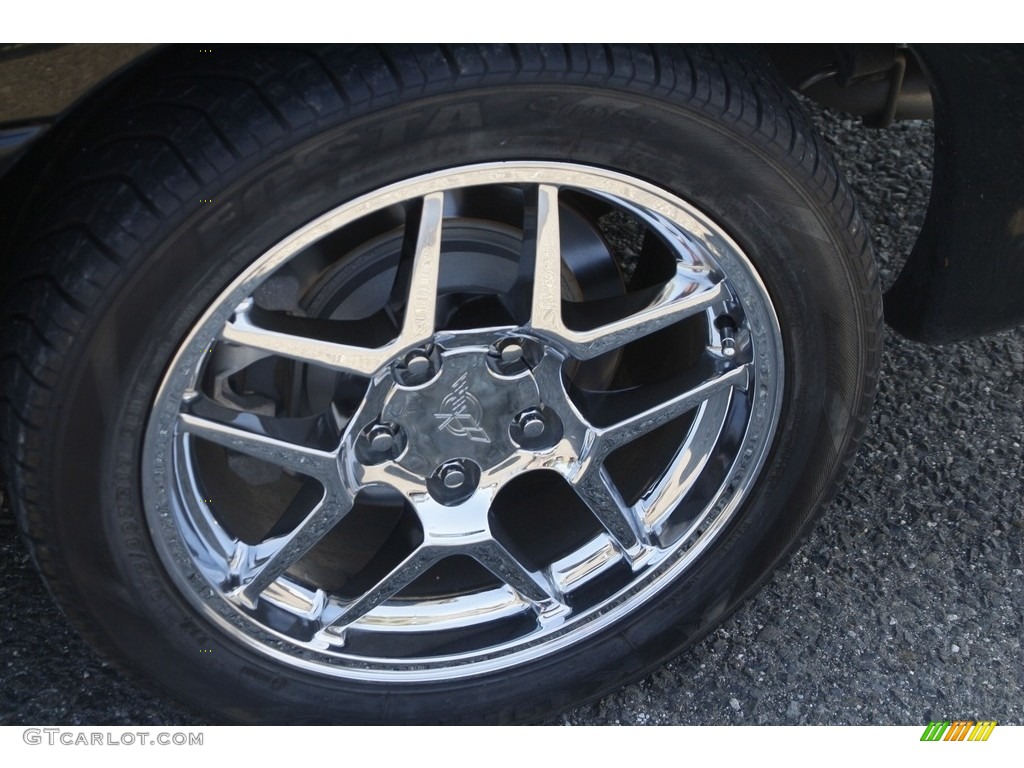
left=920, top=720, right=997, bottom=741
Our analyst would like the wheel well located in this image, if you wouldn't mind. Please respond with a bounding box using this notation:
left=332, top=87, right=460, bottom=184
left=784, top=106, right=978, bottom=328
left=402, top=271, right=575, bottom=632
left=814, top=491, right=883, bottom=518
left=764, top=44, right=932, bottom=127
left=0, top=44, right=169, bottom=267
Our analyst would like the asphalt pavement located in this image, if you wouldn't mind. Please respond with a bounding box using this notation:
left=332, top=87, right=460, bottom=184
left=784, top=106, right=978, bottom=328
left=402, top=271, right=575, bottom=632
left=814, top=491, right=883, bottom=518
left=1, top=100, right=1021, bottom=726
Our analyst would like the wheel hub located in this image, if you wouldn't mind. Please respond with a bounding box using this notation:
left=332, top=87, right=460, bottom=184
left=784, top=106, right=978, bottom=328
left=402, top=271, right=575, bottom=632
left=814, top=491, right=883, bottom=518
left=378, top=336, right=550, bottom=479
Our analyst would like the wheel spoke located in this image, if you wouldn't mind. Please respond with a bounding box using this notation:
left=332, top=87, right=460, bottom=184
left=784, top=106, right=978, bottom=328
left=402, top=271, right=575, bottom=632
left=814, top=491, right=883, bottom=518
left=595, top=363, right=750, bottom=454
left=560, top=365, right=749, bottom=557
left=469, top=539, right=568, bottom=621
left=537, top=272, right=725, bottom=360
left=397, top=191, right=444, bottom=343
left=528, top=183, right=565, bottom=337
left=571, top=468, right=647, bottom=558
left=173, top=436, right=235, bottom=559
left=231, top=489, right=355, bottom=606
left=526, top=183, right=726, bottom=360
left=177, top=412, right=339, bottom=481
left=219, top=191, right=445, bottom=376
left=220, top=298, right=395, bottom=376
left=563, top=272, right=726, bottom=360
left=323, top=546, right=442, bottom=630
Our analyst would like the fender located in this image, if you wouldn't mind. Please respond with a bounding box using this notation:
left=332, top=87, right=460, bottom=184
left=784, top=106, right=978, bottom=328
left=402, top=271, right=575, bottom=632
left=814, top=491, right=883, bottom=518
left=885, top=45, right=1024, bottom=342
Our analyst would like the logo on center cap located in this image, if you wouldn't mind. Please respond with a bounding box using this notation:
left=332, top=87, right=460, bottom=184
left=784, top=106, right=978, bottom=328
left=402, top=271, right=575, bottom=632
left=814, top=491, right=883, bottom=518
left=434, top=372, right=491, bottom=443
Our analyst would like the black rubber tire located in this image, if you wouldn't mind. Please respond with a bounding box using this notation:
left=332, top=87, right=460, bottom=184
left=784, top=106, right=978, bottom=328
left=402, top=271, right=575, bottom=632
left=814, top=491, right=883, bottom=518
left=0, top=44, right=881, bottom=724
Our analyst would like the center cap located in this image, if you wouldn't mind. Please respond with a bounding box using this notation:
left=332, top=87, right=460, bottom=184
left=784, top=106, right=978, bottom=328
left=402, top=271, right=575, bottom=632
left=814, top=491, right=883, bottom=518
left=381, top=344, right=541, bottom=478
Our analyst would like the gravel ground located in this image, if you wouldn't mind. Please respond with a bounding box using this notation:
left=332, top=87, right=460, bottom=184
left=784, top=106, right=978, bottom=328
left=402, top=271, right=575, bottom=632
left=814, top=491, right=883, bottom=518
left=2, top=99, right=1022, bottom=727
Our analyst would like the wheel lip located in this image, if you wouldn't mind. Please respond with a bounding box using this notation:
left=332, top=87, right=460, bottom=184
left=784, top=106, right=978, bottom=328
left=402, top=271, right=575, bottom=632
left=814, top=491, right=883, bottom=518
left=141, top=161, right=784, bottom=682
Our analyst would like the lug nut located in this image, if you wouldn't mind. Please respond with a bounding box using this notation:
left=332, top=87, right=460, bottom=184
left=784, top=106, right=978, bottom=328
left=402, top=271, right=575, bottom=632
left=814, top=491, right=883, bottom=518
left=515, top=408, right=546, bottom=438
left=499, top=343, right=524, bottom=364
left=488, top=337, right=535, bottom=376
left=510, top=406, right=563, bottom=449
left=405, top=352, right=431, bottom=379
left=440, top=465, right=467, bottom=489
left=357, top=421, right=405, bottom=465
left=428, top=459, right=479, bottom=504
left=394, top=347, right=438, bottom=386
left=368, top=423, right=398, bottom=452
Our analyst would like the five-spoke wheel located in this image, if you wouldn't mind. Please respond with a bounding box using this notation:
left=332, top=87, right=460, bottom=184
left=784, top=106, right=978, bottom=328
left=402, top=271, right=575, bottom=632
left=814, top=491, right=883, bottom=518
left=144, top=164, right=783, bottom=677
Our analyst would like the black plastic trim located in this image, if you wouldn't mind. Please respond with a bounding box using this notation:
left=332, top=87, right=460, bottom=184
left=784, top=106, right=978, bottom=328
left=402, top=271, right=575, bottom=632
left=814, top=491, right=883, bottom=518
left=885, top=44, right=1024, bottom=343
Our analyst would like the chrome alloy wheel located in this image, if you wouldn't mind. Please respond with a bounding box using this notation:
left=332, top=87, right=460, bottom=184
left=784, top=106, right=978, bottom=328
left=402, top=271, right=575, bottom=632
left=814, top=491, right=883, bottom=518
left=142, top=163, right=783, bottom=681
